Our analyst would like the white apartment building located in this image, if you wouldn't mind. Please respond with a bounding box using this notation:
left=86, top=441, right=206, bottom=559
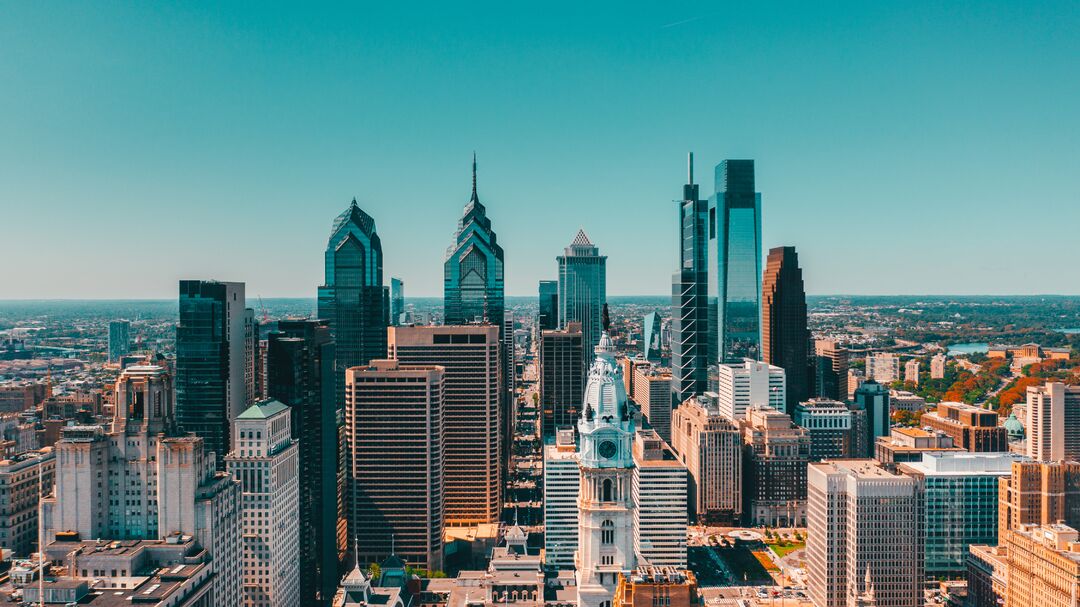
left=930, top=353, right=947, bottom=379
left=226, top=399, right=300, bottom=607
left=631, top=429, right=687, bottom=568
left=543, top=428, right=579, bottom=569
left=904, top=359, right=920, bottom=385
left=715, top=360, right=785, bottom=420
left=1025, top=382, right=1080, bottom=461
left=865, top=353, right=900, bottom=384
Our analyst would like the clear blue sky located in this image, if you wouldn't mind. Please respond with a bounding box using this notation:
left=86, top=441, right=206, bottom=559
left=2, top=2, right=1078, bottom=298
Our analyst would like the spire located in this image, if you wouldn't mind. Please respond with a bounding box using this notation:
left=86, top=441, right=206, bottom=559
left=470, top=151, right=479, bottom=203
left=688, top=152, right=694, bottom=184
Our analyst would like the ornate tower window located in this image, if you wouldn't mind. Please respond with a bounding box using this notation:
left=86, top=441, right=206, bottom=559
left=602, top=478, right=613, bottom=502
left=601, top=519, right=614, bottom=545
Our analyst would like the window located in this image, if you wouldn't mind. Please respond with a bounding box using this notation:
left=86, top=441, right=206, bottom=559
left=601, top=520, right=614, bottom=545
left=602, top=478, right=613, bottom=502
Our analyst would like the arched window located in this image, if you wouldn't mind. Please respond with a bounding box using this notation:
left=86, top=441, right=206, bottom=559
left=602, top=478, right=613, bottom=502
left=601, top=519, right=614, bottom=545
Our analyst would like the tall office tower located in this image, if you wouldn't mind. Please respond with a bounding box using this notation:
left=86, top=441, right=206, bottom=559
left=0, top=447, right=55, bottom=555
left=813, top=340, right=848, bottom=401
left=740, top=406, right=810, bottom=526
left=632, top=364, right=673, bottom=443
left=558, top=230, right=606, bottom=356
left=920, top=402, right=1009, bottom=452
left=345, top=360, right=444, bottom=571
left=997, top=460, right=1080, bottom=543
left=761, top=246, right=811, bottom=411
left=244, top=307, right=261, bottom=405
left=318, top=200, right=388, bottom=410
left=108, top=319, right=131, bottom=363
left=1003, top=524, right=1080, bottom=607
left=576, top=332, right=636, bottom=607
left=930, top=353, right=947, bottom=379
left=792, top=398, right=853, bottom=461
left=708, top=159, right=762, bottom=364
left=898, top=452, right=1020, bottom=577
left=388, top=325, right=499, bottom=526
left=444, top=154, right=505, bottom=326
left=502, top=311, right=516, bottom=470
left=1025, top=382, right=1080, bottom=461
left=865, top=352, right=900, bottom=384
left=538, top=280, right=559, bottom=331
left=266, top=319, right=344, bottom=604
left=225, top=400, right=300, bottom=607
left=177, top=279, right=246, bottom=468
left=44, top=365, right=243, bottom=606
left=904, top=359, right=920, bottom=385
left=390, top=277, right=404, bottom=326
left=642, top=311, right=662, bottom=362
left=670, top=394, right=742, bottom=524
left=853, top=380, right=890, bottom=458
left=715, top=360, right=785, bottom=420
left=631, top=429, right=687, bottom=568
left=669, top=157, right=711, bottom=404
left=543, top=428, right=580, bottom=569
left=806, top=460, right=922, bottom=607
left=541, top=322, right=585, bottom=438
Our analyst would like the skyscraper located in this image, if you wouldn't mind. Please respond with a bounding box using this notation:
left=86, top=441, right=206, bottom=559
left=345, top=360, right=444, bottom=571
left=671, top=153, right=711, bottom=406
left=108, top=319, right=130, bottom=363
left=244, top=307, right=261, bottom=405
left=176, top=279, right=247, bottom=468
left=631, top=429, right=687, bottom=568
left=541, top=323, right=585, bottom=438
left=444, top=154, right=505, bottom=326
left=388, top=325, right=500, bottom=526
left=642, top=311, right=662, bottom=362
left=390, top=277, right=404, bottom=326
left=225, top=399, right=300, bottom=607
left=853, top=380, right=890, bottom=458
left=715, top=360, right=785, bottom=420
left=813, top=339, right=849, bottom=401
left=670, top=394, right=743, bottom=524
left=538, top=280, right=559, bottom=331
left=558, top=230, right=606, bottom=355
left=266, top=319, right=344, bottom=604
left=317, top=200, right=388, bottom=408
left=761, top=246, right=811, bottom=411
left=1025, top=382, right=1080, bottom=461
left=708, top=160, right=761, bottom=363
left=543, top=428, right=580, bottom=570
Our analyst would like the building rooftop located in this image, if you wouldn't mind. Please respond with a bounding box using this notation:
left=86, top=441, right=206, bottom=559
left=237, top=398, right=290, bottom=419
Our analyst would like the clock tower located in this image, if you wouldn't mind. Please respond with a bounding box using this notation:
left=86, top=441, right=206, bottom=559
left=575, top=328, right=635, bottom=607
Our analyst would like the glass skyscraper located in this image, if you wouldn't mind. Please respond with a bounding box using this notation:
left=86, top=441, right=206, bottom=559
left=671, top=153, right=711, bottom=405
left=176, top=279, right=247, bottom=469
left=317, top=199, right=388, bottom=408
left=443, top=155, right=504, bottom=326
left=557, top=230, right=606, bottom=355
left=643, top=310, right=662, bottom=362
left=390, top=277, right=404, bottom=326
left=108, top=319, right=131, bottom=363
left=708, top=159, right=762, bottom=364
left=538, top=280, right=559, bottom=331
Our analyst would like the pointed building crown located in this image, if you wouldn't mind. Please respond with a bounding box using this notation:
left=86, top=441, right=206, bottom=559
left=571, top=229, right=592, bottom=246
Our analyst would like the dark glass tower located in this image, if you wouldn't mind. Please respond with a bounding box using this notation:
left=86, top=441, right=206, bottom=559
left=176, top=279, right=246, bottom=469
left=708, top=160, right=762, bottom=364
left=444, top=154, right=504, bottom=326
left=557, top=230, right=606, bottom=355
left=390, top=277, right=404, bottom=326
left=538, top=280, right=559, bottom=331
left=317, top=199, right=388, bottom=408
left=761, top=246, right=811, bottom=411
left=266, top=319, right=343, bottom=605
left=671, top=153, right=711, bottom=405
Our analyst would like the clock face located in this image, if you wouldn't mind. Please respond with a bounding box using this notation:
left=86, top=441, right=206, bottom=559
left=598, top=440, right=617, bottom=459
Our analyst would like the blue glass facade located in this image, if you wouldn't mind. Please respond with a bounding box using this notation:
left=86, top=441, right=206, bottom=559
left=643, top=310, right=661, bottom=362
left=557, top=230, right=606, bottom=355
left=538, top=280, right=558, bottom=331
left=671, top=154, right=711, bottom=404
left=708, top=160, right=762, bottom=364
left=443, top=157, right=504, bottom=326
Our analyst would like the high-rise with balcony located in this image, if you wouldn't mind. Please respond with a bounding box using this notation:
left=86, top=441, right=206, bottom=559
left=388, top=325, right=500, bottom=526
left=708, top=160, right=761, bottom=363
left=761, top=246, right=811, bottom=411
left=558, top=230, right=606, bottom=356
left=176, top=279, right=247, bottom=469
left=225, top=399, right=300, bottom=607
left=345, top=360, right=444, bottom=571
left=1025, top=382, right=1080, bottom=461
left=266, top=319, right=344, bottom=604
left=318, top=200, right=388, bottom=409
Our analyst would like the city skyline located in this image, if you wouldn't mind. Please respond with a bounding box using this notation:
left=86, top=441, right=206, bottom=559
left=3, top=3, right=1079, bottom=299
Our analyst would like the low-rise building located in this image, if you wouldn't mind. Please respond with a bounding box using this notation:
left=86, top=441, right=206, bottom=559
left=921, top=402, right=1009, bottom=452
left=614, top=568, right=699, bottom=607
left=874, top=427, right=963, bottom=471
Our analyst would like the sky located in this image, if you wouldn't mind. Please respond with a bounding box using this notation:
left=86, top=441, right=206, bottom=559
left=1, top=1, right=1078, bottom=299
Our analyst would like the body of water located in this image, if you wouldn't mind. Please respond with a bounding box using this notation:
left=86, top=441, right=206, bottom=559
left=1057, top=328, right=1080, bottom=334
left=948, top=342, right=989, bottom=355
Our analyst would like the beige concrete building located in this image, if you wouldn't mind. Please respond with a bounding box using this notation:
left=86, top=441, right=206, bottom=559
left=632, top=364, right=673, bottom=443
left=1004, top=524, right=1080, bottom=607
left=921, top=402, right=1009, bottom=452
left=967, top=544, right=1008, bottom=607
left=741, top=406, right=809, bottom=526
left=1026, top=382, right=1080, bottom=462
left=813, top=340, right=848, bottom=402
left=930, top=353, right=947, bottom=379
left=874, top=427, right=962, bottom=471
left=865, top=352, right=900, bottom=385
left=226, top=400, right=300, bottom=607
left=670, top=394, right=742, bottom=524
left=0, top=446, right=55, bottom=556
left=806, top=460, right=922, bottom=607
left=345, top=360, right=445, bottom=571
left=390, top=325, right=500, bottom=526
left=904, top=359, right=920, bottom=385
left=998, top=460, right=1080, bottom=544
